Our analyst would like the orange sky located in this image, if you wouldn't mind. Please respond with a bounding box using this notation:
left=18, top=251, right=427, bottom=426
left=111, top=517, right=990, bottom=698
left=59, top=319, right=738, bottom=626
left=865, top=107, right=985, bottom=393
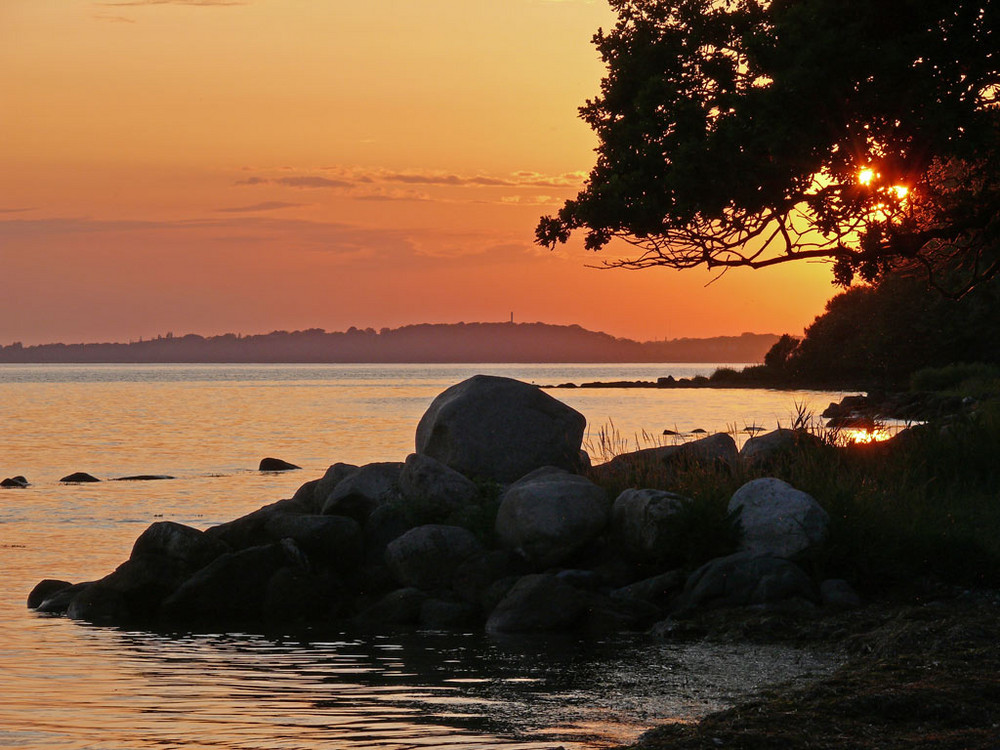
left=0, top=0, right=837, bottom=346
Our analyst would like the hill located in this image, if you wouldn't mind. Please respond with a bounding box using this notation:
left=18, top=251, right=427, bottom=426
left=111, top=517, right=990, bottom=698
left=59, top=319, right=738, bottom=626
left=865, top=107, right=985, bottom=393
left=0, top=323, right=779, bottom=364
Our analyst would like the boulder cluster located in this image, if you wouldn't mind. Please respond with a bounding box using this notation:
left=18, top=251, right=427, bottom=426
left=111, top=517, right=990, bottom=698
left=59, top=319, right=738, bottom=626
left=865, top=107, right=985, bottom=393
left=28, top=375, right=858, bottom=634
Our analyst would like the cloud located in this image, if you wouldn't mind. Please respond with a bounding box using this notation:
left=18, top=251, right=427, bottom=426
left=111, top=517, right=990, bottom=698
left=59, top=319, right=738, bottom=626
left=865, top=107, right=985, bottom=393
left=0, top=207, right=35, bottom=214
left=235, top=167, right=586, bottom=196
left=215, top=201, right=303, bottom=213
left=92, top=13, right=137, bottom=22
left=235, top=176, right=352, bottom=189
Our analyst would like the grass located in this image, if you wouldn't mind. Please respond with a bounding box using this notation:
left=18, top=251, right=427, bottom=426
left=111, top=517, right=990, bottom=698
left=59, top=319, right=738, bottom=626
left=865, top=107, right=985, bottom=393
left=584, top=399, right=1000, bottom=594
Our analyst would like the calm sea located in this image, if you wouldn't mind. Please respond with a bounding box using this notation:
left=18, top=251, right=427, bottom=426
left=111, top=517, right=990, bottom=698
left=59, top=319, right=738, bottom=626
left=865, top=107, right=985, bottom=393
left=0, top=364, right=843, bottom=749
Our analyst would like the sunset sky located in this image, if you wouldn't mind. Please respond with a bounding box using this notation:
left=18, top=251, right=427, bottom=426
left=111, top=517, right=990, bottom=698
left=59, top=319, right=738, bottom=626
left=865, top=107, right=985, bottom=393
left=1, top=0, right=838, bottom=346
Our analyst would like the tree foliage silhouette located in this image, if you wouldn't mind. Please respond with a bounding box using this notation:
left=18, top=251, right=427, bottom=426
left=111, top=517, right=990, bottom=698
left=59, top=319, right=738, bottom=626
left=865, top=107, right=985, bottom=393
left=537, top=0, right=1000, bottom=295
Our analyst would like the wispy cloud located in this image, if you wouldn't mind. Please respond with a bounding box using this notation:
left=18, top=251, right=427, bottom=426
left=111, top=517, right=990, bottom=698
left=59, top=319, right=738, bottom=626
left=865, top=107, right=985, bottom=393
left=234, top=167, right=586, bottom=200
left=215, top=201, right=303, bottom=213
left=92, top=13, right=137, bottom=23
left=0, top=207, right=35, bottom=214
left=236, top=176, right=353, bottom=189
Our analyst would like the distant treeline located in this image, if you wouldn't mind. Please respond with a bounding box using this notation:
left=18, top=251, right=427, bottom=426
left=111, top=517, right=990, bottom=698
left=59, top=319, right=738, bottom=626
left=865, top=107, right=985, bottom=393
left=0, top=323, right=779, bottom=364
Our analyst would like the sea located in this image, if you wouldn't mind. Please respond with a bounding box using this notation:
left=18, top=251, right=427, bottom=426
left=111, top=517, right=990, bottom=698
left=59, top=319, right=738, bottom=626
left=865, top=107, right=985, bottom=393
left=0, top=363, right=846, bottom=749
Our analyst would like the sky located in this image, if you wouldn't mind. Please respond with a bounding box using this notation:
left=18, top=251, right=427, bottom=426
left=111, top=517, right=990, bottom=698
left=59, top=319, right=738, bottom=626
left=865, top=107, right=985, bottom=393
left=1, top=0, right=839, bottom=346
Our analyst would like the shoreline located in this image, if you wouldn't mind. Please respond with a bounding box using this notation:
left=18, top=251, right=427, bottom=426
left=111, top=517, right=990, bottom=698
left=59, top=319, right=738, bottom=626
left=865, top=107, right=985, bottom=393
left=619, top=589, right=1000, bottom=749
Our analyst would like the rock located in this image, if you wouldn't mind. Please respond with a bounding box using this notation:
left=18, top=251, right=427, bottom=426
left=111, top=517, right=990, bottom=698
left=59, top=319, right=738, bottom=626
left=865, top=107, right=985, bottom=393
left=679, top=551, right=817, bottom=613
left=32, top=582, right=94, bottom=615
left=262, top=513, right=364, bottom=572
left=113, top=475, right=175, bottom=481
left=321, top=462, right=403, bottom=523
left=204, top=497, right=309, bottom=551
left=820, top=578, right=862, bottom=609
left=728, top=478, right=830, bottom=559
left=398, top=453, right=480, bottom=523
left=354, top=587, right=428, bottom=627
left=59, top=472, right=100, bottom=483
left=384, top=524, right=483, bottom=590
left=262, top=568, right=346, bottom=623
left=312, top=462, right=361, bottom=510
left=419, top=597, right=478, bottom=628
left=739, top=428, right=824, bottom=464
left=160, top=540, right=306, bottom=622
left=27, top=579, right=73, bottom=609
left=415, top=374, right=587, bottom=482
left=494, top=468, right=609, bottom=569
left=83, top=554, right=191, bottom=620
left=1, top=475, right=29, bottom=488
left=610, top=570, right=686, bottom=608
left=259, top=457, right=301, bottom=472
left=67, top=584, right=129, bottom=625
left=363, top=503, right=414, bottom=564
left=611, top=488, right=690, bottom=562
left=452, top=550, right=521, bottom=606
left=288, top=478, right=322, bottom=514
left=131, top=521, right=229, bottom=571
left=485, top=573, right=591, bottom=634
left=555, top=568, right=604, bottom=591
left=604, top=433, right=738, bottom=473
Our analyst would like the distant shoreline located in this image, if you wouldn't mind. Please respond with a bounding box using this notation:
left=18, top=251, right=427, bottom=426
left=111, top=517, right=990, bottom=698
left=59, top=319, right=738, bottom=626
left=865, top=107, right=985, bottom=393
left=0, top=322, right=779, bottom=366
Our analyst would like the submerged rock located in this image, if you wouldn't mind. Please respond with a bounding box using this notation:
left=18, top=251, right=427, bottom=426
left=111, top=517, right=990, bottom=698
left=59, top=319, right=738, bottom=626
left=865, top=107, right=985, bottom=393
left=259, top=457, right=301, bottom=472
left=1, top=475, right=29, bottom=488
left=415, top=374, right=587, bottom=483
left=59, top=472, right=100, bottom=483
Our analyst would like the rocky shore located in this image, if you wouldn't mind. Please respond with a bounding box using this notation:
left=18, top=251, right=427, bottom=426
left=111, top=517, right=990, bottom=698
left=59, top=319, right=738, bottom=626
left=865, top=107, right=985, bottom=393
left=29, top=375, right=855, bottom=635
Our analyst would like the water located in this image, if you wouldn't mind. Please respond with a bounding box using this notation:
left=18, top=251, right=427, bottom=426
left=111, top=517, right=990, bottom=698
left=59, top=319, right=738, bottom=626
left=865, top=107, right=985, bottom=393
left=0, top=364, right=843, bottom=749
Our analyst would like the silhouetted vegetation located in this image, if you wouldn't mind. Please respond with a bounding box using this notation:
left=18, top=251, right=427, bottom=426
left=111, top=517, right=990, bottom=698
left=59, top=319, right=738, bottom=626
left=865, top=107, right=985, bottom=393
left=539, top=0, right=1000, bottom=296
left=587, top=404, right=1000, bottom=596
left=729, top=272, right=1000, bottom=390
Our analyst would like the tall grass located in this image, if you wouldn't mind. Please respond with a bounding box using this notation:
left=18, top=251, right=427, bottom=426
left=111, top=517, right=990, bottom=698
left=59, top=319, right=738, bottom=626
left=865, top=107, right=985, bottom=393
left=586, top=402, right=1000, bottom=593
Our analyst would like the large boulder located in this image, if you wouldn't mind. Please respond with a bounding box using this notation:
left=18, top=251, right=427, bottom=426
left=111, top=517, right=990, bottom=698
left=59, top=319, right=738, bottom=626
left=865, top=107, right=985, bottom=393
left=728, top=478, right=830, bottom=559
left=415, top=375, right=586, bottom=483
left=321, top=462, right=403, bottom=523
left=494, top=468, right=609, bottom=569
left=384, top=524, right=483, bottom=590
left=678, top=551, right=818, bottom=613
left=1, top=475, right=29, bottom=488
left=398, top=453, right=481, bottom=522
left=607, top=432, right=738, bottom=471
left=485, top=574, right=591, bottom=633
left=611, top=488, right=690, bottom=562
left=739, top=429, right=824, bottom=465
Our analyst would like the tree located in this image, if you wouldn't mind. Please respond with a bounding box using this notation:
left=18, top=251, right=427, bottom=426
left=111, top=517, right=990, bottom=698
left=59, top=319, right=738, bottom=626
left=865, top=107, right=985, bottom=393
left=537, top=0, right=1000, bottom=296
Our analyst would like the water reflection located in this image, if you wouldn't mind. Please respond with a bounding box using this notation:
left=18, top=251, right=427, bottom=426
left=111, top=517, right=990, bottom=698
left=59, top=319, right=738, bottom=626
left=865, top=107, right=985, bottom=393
left=79, top=627, right=838, bottom=750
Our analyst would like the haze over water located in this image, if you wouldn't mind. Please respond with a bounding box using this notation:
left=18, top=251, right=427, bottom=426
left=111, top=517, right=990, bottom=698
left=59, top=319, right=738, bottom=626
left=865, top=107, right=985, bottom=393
left=1, top=363, right=843, bottom=748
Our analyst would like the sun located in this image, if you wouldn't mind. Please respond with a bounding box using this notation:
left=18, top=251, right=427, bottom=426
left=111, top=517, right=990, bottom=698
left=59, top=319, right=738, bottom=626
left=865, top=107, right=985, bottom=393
left=858, top=167, right=876, bottom=186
